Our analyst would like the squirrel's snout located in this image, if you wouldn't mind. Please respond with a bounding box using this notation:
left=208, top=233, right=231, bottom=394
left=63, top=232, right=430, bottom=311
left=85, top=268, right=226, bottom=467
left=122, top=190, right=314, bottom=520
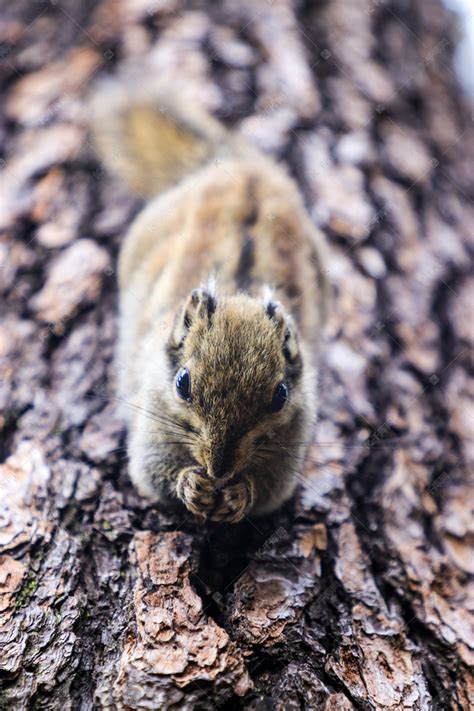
left=205, top=441, right=236, bottom=480
left=207, top=456, right=231, bottom=480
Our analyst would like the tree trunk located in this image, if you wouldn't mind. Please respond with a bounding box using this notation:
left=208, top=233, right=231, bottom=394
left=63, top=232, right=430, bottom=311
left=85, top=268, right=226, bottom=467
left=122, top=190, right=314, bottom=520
left=1, top=0, right=473, bottom=709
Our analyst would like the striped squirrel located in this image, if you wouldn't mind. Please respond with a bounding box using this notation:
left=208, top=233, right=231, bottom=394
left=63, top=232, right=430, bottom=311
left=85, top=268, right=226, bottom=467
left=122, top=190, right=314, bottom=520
left=91, top=79, right=328, bottom=524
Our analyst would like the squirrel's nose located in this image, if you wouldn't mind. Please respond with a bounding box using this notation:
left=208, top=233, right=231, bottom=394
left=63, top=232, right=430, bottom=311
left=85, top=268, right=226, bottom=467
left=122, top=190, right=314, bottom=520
left=207, top=442, right=235, bottom=479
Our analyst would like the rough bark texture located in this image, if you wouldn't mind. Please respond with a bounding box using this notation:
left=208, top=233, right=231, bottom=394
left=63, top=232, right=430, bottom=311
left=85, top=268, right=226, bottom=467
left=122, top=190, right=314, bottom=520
left=0, top=1, right=473, bottom=709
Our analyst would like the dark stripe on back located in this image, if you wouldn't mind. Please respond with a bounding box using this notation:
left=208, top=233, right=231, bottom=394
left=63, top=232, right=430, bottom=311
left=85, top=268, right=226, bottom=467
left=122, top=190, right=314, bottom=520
left=236, top=235, right=255, bottom=291
left=235, top=176, right=259, bottom=292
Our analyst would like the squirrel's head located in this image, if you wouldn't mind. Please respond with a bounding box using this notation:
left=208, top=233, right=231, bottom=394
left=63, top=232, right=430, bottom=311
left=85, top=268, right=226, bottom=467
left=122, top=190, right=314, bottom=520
left=164, top=284, right=309, bottom=482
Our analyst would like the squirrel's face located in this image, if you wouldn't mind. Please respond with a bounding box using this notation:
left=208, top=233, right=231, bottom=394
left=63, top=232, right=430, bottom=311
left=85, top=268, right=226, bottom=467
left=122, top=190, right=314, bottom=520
left=165, top=287, right=306, bottom=481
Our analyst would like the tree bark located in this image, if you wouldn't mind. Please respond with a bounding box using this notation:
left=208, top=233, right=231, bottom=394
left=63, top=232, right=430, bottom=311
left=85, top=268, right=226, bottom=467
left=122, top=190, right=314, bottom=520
left=0, top=0, right=473, bottom=709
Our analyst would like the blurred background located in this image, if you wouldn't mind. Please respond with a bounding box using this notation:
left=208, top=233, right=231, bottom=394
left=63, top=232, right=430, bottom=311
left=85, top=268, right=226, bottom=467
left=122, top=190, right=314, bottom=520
left=443, top=0, right=473, bottom=100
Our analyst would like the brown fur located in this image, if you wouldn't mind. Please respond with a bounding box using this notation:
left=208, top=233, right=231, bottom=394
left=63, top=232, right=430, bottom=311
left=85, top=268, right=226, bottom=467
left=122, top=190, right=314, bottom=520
left=91, top=78, right=329, bottom=522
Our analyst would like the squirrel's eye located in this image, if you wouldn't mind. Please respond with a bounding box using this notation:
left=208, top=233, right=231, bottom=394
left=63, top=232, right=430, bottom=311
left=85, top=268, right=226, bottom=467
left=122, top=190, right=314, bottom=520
left=175, top=368, right=191, bottom=401
left=270, top=381, right=288, bottom=412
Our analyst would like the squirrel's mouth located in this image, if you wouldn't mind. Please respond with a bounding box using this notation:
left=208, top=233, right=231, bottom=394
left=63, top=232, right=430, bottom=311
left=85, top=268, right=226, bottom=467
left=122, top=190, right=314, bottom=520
left=213, top=468, right=247, bottom=488
left=192, top=464, right=239, bottom=489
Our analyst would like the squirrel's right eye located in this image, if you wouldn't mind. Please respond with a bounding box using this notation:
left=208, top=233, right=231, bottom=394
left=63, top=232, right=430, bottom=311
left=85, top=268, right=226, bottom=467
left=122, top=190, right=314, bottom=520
left=175, top=368, right=191, bottom=401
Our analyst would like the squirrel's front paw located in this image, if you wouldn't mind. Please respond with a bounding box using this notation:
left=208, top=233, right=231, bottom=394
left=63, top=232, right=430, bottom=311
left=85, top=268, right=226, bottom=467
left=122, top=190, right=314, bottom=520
left=209, top=478, right=255, bottom=524
left=176, top=467, right=255, bottom=524
left=176, top=467, right=215, bottom=521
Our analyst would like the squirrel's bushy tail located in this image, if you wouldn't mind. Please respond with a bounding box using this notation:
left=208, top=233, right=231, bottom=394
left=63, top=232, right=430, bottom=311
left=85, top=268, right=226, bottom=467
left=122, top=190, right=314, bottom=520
left=90, top=78, right=234, bottom=197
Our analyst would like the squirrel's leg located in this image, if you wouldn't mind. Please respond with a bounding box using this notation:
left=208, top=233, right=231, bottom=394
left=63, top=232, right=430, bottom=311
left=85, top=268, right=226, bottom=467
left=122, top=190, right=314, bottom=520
left=127, top=424, right=182, bottom=503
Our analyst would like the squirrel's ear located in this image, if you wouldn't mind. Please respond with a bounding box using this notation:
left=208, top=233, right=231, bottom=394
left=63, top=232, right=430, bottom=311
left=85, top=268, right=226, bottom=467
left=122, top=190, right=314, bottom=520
left=262, top=289, right=299, bottom=364
left=169, top=285, right=217, bottom=349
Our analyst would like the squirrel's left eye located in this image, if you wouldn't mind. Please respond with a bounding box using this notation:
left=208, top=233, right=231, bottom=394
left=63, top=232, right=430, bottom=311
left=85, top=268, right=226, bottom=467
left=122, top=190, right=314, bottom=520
left=175, top=368, right=191, bottom=401
left=270, top=381, right=288, bottom=412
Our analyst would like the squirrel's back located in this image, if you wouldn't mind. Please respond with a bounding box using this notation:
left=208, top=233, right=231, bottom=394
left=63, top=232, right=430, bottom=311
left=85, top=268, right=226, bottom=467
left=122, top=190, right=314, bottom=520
left=90, top=77, right=329, bottom=383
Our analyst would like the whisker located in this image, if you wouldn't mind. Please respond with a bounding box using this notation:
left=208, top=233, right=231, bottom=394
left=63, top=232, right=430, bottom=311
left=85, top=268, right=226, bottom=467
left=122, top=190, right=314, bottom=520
left=87, top=391, right=194, bottom=434
left=261, top=438, right=414, bottom=448
left=127, top=430, right=196, bottom=445
left=104, top=446, right=129, bottom=455
left=128, top=425, right=196, bottom=439
left=256, top=441, right=406, bottom=453
left=253, top=457, right=346, bottom=493
left=120, top=407, right=197, bottom=438
left=130, top=438, right=195, bottom=446
left=253, top=451, right=347, bottom=473
left=282, top=452, right=346, bottom=471
left=127, top=425, right=194, bottom=436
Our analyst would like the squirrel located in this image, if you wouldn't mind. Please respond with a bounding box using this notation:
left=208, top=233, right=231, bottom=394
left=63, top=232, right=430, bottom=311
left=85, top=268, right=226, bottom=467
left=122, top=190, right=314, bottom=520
left=91, top=78, right=329, bottom=524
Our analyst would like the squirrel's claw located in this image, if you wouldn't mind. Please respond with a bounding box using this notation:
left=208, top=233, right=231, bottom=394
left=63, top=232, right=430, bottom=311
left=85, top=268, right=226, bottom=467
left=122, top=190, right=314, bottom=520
left=176, top=467, right=255, bottom=524
left=209, top=479, right=255, bottom=524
